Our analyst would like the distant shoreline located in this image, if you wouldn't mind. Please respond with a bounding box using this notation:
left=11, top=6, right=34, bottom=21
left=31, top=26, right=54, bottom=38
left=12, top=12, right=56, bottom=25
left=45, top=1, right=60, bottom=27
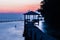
left=0, top=20, right=24, bottom=23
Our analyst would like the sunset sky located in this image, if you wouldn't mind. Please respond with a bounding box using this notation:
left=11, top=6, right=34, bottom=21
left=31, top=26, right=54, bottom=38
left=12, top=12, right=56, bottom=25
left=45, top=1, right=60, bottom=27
left=0, top=0, right=43, bottom=13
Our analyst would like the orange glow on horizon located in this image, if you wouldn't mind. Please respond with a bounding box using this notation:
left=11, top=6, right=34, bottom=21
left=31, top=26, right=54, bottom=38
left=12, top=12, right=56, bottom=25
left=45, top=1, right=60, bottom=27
left=0, top=4, right=41, bottom=13
left=0, top=0, right=43, bottom=13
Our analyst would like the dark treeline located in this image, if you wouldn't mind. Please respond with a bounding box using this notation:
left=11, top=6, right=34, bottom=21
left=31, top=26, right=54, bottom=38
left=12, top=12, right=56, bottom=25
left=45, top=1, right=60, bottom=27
left=39, top=0, right=60, bottom=40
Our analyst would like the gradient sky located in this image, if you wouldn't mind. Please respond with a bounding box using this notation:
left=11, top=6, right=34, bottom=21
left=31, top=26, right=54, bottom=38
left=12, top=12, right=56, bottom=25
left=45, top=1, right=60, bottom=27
left=0, top=0, right=43, bottom=13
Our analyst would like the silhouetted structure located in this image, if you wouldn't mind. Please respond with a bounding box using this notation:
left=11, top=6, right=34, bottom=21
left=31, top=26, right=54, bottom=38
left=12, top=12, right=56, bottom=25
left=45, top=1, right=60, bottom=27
left=23, top=11, right=40, bottom=40
left=24, top=11, right=40, bottom=25
left=23, top=11, right=56, bottom=40
left=40, top=0, right=60, bottom=40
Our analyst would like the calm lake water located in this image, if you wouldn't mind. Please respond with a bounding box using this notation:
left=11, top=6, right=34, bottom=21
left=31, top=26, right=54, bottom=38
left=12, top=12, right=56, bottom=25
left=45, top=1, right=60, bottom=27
left=0, top=20, right=47, bottom=40
left=0, top=21, right=24, bottom=40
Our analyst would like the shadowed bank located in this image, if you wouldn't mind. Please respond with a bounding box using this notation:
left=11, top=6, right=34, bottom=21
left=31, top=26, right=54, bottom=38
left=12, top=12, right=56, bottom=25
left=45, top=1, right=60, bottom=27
left=38, top=0, right=60, bottom=40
